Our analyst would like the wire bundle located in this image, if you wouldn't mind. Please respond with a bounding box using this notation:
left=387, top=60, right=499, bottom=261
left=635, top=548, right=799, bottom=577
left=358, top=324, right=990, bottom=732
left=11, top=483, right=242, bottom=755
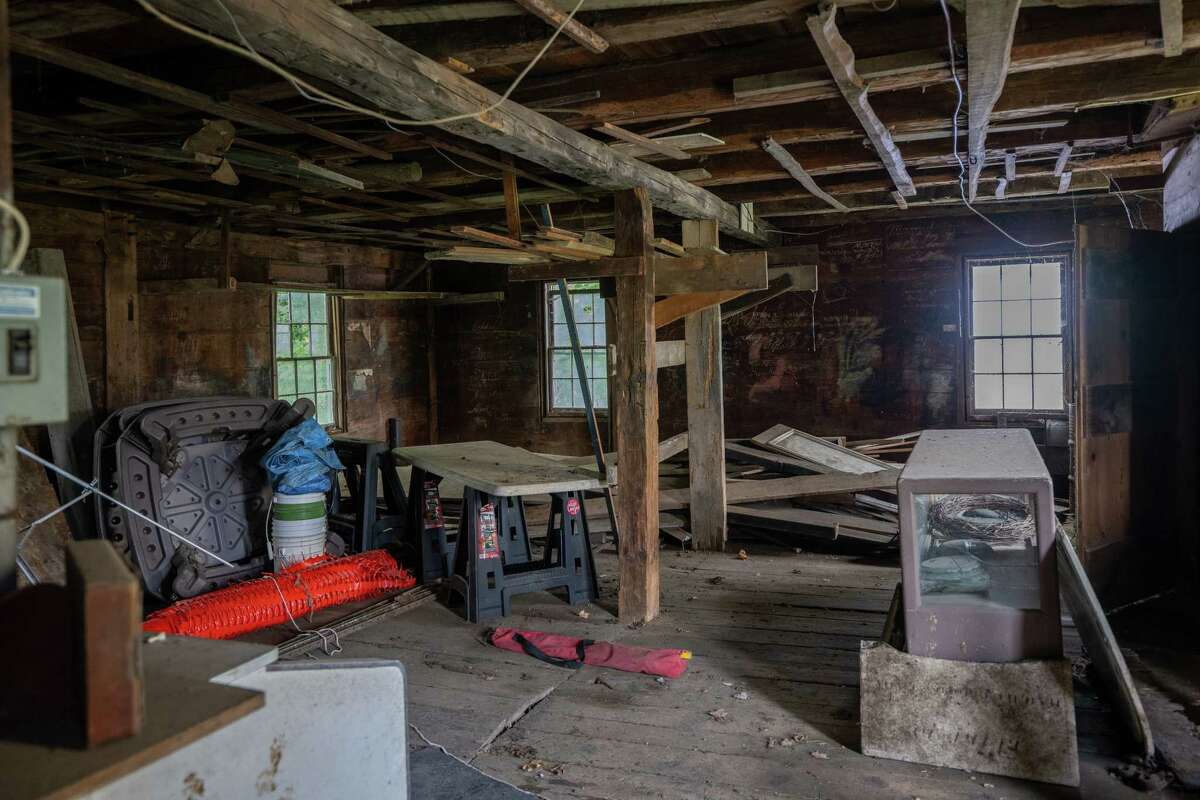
left=928, top=494, right=1035, bottom=544
left=143, top=550, right=415, bottom=640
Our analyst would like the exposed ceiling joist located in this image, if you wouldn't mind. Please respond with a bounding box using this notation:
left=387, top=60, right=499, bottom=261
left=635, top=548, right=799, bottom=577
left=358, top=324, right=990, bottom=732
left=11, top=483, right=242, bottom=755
left=966, top=0, right=1022, bottom=201
left=512, top=0, right=610, bottom=54
left=760, top=137, right=848, bottom=211
left=147, top=0, right=763, bottom=242
left=805, top=5, right=916, bottom=196
left=353, top=0, right=731, bottom=27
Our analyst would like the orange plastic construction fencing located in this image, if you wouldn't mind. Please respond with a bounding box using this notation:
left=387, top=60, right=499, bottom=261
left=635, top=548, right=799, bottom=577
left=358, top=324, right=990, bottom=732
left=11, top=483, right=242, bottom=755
left=143, top=550, right=416, bottom=640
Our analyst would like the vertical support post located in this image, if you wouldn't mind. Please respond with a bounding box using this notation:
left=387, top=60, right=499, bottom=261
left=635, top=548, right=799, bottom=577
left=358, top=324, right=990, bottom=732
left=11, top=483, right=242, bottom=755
left=682, top=219, right=727, bottom=550
left=102, top=211, right=140, bottom=411
left=425, top=268, right=439, bottom=443
left=502, top=156, right=521, bottom=239
left=613, top=188, right=659, bottom=623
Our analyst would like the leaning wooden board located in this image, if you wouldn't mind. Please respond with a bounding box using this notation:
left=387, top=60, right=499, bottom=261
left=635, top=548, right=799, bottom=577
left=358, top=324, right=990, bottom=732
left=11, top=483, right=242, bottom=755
left=1056, top=523, right=1154, bottom=761
left=752, top=424, right=897, bottom=475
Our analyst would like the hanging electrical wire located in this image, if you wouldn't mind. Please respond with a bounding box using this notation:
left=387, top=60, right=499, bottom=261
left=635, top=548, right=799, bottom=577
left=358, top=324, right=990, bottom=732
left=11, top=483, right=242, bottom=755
left=936, top=0, right=1074, bottom=250
left=135, top=0, right=586, bottom=131
left=0, top=196, right=31, bottom=275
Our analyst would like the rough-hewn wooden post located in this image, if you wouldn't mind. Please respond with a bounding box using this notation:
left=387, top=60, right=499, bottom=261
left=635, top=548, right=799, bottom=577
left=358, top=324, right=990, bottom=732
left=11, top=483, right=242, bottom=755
left=613, top=188, right=659, bottom=623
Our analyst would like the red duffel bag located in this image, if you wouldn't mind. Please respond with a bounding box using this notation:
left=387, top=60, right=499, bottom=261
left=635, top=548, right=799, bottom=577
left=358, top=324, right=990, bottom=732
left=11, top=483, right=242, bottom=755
left=489, top=626, right=692, bottom=679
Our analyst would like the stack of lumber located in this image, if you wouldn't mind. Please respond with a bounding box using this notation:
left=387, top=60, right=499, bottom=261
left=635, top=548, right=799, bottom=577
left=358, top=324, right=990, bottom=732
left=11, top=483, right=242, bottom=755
left=425, top=224, right=685, bottom=265
left=718, top=425, right=903, bottom=547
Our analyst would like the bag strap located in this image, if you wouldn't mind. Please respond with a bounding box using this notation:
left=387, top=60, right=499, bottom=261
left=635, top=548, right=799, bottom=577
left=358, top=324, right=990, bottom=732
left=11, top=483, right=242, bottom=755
left=512, top=632, right=594, bottom=669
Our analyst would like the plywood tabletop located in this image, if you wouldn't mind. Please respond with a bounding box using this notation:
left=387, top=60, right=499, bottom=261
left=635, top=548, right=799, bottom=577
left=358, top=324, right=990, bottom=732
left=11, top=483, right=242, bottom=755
left=392, top=440, right=607, bottom=496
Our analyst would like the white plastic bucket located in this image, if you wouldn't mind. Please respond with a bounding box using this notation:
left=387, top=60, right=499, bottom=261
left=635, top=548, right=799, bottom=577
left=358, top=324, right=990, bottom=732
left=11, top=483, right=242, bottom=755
left=271, top=492, right=328, bottom=569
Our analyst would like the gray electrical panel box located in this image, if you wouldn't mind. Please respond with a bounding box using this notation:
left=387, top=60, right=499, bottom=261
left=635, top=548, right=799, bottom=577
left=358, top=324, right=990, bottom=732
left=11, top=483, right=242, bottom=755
left=1, top=275, right=68, bottom=426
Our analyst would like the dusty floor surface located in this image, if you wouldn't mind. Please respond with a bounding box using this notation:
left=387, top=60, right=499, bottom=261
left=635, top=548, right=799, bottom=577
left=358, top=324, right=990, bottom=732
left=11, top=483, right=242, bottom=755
left=288, top=544, right=1191, bottom=799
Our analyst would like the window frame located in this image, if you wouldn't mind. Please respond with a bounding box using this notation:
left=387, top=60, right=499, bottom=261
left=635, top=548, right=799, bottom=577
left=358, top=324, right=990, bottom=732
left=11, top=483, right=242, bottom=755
left=542, top=280, right=610, bottom=418
left=271, top=289, right=344, bottom=430
left=963, top=253, right=1073, bottom=422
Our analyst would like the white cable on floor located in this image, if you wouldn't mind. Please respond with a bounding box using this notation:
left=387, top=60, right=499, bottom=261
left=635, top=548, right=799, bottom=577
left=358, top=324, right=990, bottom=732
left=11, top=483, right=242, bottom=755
left=135, top=0, right=586, bottom=129
left=408, top=723, right=548, bottom=800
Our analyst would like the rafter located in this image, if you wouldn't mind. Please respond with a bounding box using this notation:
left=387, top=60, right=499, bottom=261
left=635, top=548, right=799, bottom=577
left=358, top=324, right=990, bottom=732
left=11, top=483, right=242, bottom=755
left=149, top=0, right=762, bottom=242
left=805, top=5, right=916, bottom=197
left=966, top=0, right=1022, bottom=201
left=760, top=137, right=848, bottom=211
left=511, top=0, right=609, bottom=54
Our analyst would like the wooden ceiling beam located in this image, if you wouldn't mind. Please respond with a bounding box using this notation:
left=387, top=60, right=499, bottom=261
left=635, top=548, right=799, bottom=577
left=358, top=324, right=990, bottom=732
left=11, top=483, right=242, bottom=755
left=8, top=33, right=392, bottom=161
left=1162, top=0, right=1184, bottom=56
left=512, top=0, right=609, bottom=54
left=407, top=0, right=815, bottom=71
left=506, top=5, right=1200, bottom=128
left=355, top=0, right=730, bottom=26
left=760, top=137, right=848, bottom=211
left=805, top=5, right=916, bottom=196
left=966, top=0, right=1022, bottom=202
left=149, top=0, right=761, bottom=243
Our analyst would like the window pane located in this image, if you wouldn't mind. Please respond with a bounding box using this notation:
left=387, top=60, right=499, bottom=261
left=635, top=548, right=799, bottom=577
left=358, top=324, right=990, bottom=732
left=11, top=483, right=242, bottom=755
left=275, top=324, right=291, bottom=358
left=577, top=324, right=594, bottom=346
left=972, top=265, right=1001, bottom=301
left=1003, top=374, right=1033, bottom=409
left=594, top=317, right=607, bottom=345
left=974, top=339, right=1002, bottom=373
left=291, top=323, right=311, bottom=357
left=316, top=358, right=333, bottom=391
left=275, top=293, right=290, bottom=324
left=552, top=350, right=575, bottom=381
left=1030, top=262, right=1061, bottom=299
left=552, top=379, right=574, bottom=408
left=592, top=378, right=608, bottom=409
left=311, top=323, right=329, bottom=356
left=975, top=374, right=1003, bottom=409
left=310, top=294, right=328, bottom=323
left=1033, top=337, right=1062, bottom=373
left=276, top=361, right=296, bottom=395
left=592, top=348, right=608, bottom=379
left=1034, top=373, right=1064, bottom=410
left=553, top=323, right=571, bottom=347
left=973, top=301, right=1001, bottom=336
left=550, top=293, right=565, bottom=323
left=290, top=292, right=310, bottom=322
left=1001, top=263, right=1031, bottom=300
left=1001, top=300, right=1031, bottom=335
left=1031, top=298, right=1060, bottom=335
left=316, top=391, right=335, bottom=425
left=1003, top=338, right=1032, bottom=373
left=572, top=292, right=595, bottom=323
left=296, top=360, right=316, bottom=396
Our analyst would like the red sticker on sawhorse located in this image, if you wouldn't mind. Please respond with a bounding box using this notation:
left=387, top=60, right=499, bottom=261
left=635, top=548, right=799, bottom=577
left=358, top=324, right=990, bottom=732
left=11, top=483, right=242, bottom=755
left=422, top=480, right=444, bottom=529
left=566, top=497, right=580, bottom=516
left=478, top=502, right=500, bottom=559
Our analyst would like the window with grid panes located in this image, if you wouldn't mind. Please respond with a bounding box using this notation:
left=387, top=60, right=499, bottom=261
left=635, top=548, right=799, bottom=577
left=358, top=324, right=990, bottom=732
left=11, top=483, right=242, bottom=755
left=274, top=291, right=339, bottom=426
left=967, top=255, right=1066, bottom=414
left=545, top=281, right=608, bottom=413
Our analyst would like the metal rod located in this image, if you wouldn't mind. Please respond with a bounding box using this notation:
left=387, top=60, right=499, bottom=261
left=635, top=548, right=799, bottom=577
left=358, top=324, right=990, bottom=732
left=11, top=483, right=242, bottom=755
left=16, top=445, right=237, bottom=568
left=555, top=278, right=621, bottom=549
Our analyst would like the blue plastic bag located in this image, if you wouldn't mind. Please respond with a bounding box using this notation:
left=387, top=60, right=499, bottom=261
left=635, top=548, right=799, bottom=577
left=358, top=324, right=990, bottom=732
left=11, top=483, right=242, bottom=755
left=260, top=418, right=344, bottom=494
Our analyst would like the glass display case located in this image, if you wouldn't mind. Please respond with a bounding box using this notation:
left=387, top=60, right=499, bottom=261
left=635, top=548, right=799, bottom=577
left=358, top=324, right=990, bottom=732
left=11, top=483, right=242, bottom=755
left=899, top=430, right=1061, bottom=662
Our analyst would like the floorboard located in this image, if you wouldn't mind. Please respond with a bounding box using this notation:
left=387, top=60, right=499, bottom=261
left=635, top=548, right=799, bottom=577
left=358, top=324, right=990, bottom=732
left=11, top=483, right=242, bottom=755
left=282, top=547, right=1181, bottom=799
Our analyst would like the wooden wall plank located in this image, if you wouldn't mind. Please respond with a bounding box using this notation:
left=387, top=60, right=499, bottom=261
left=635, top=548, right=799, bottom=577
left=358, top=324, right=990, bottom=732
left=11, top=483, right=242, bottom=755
left=102, top=211, right=139, bottom=411
left=613, top=188, right=660, bottom=623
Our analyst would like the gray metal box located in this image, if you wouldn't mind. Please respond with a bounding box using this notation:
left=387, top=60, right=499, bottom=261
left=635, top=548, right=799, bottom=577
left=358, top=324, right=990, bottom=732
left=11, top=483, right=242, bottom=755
left=0, top=275, right=68, bottom=426
left=898, top=429, right=1061, bottom=663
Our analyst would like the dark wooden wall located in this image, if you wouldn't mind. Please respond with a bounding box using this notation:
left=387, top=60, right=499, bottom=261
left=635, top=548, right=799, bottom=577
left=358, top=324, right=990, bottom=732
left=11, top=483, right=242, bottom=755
left=434, top=206, right=1148, bottom=456
left=25, top=203, right=429, bottom=443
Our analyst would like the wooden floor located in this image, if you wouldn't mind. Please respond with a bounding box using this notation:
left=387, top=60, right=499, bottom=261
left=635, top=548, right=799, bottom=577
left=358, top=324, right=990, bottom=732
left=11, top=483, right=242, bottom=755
left=286, top=544, right=1176, bottom=799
